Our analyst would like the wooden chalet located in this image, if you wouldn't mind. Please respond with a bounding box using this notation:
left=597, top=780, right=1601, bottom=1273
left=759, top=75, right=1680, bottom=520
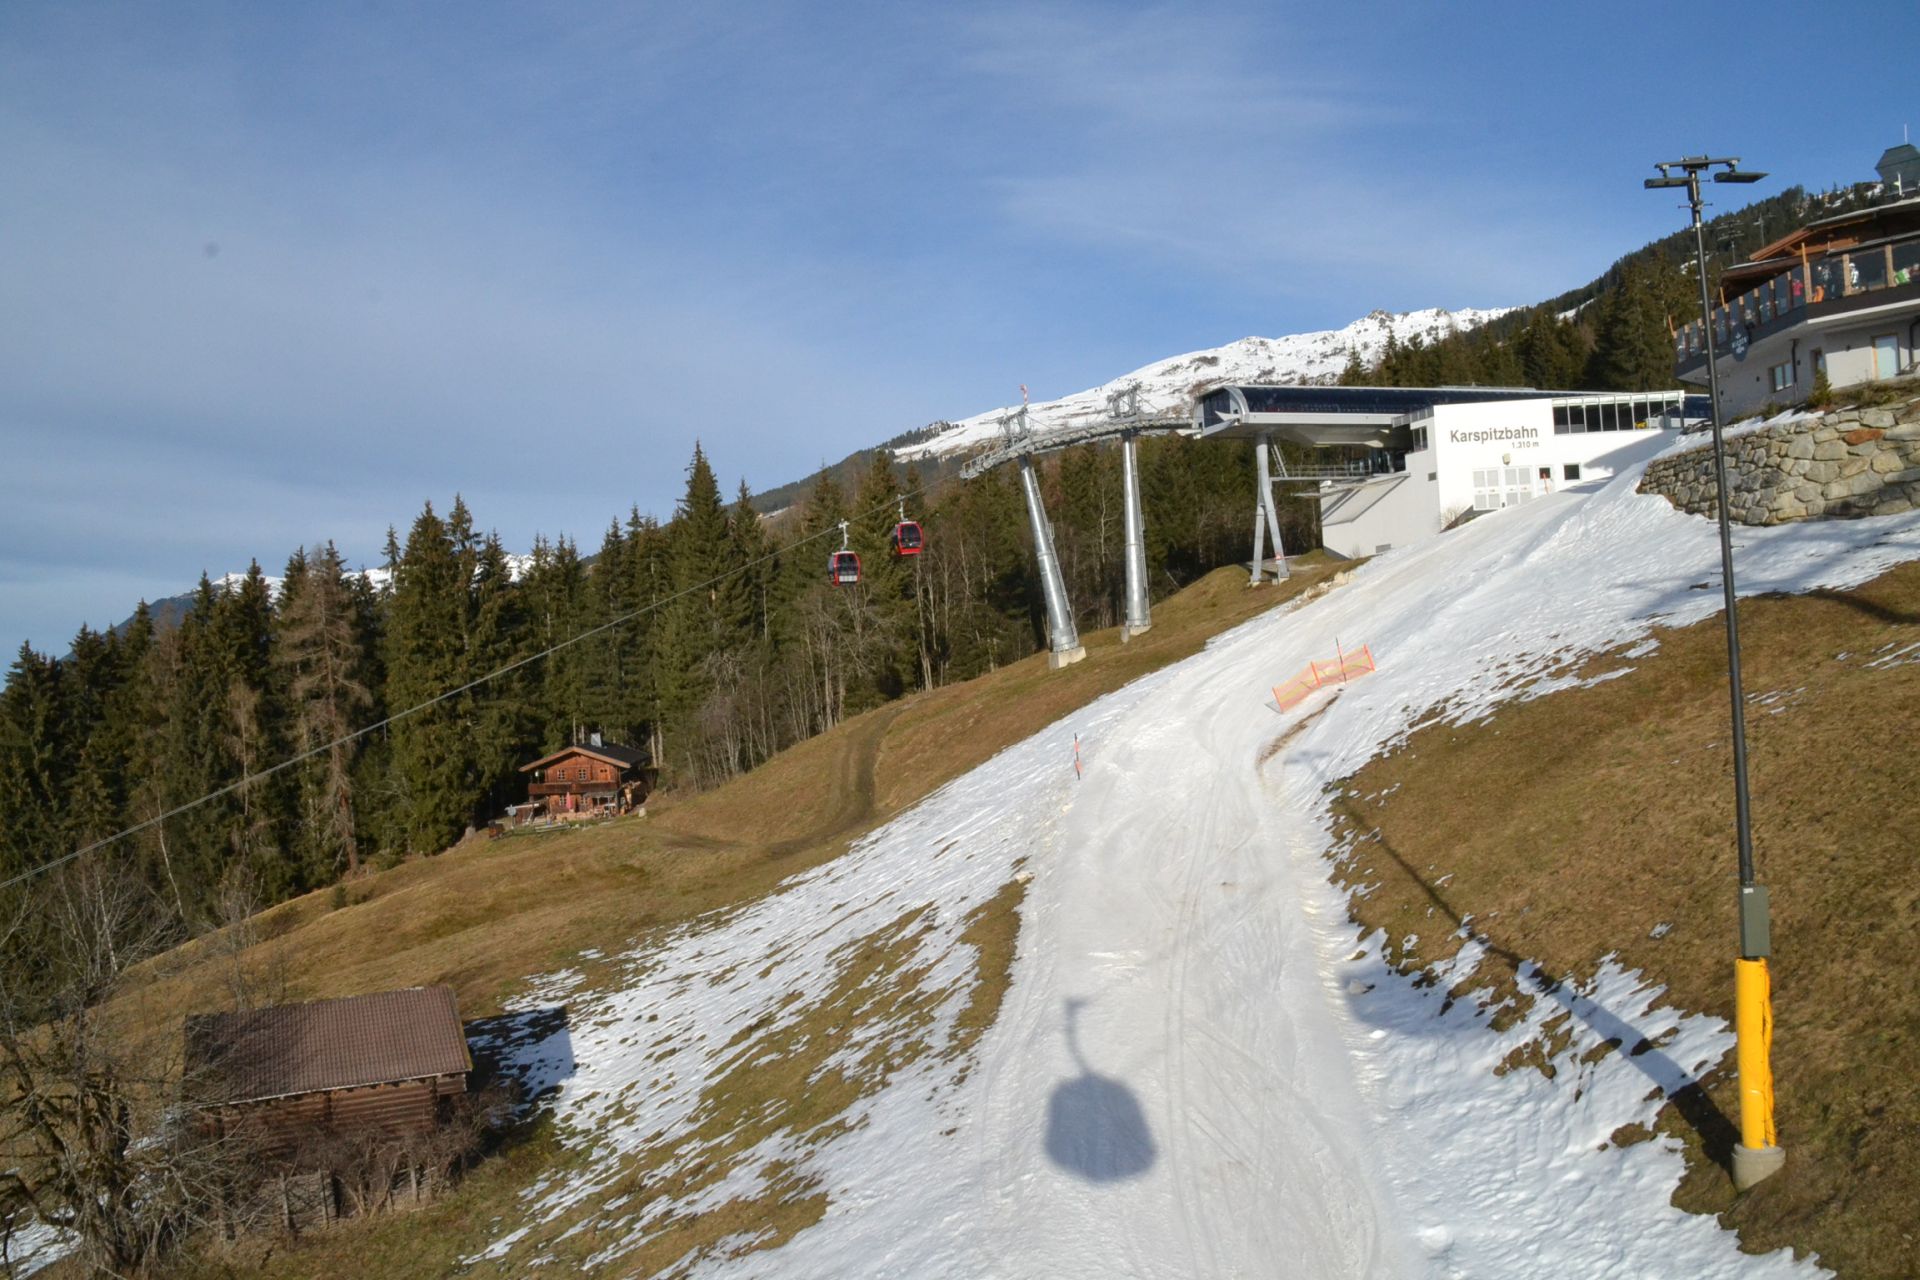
left=185, top=986, right=473, bottom=1227
left=515, top=738, right=650, bottom=822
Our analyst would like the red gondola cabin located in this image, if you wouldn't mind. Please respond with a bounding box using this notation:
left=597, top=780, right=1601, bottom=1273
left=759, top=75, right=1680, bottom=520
left=891, top=520, right=924, bottom=556
left=828, top=550, right=862, bottom=585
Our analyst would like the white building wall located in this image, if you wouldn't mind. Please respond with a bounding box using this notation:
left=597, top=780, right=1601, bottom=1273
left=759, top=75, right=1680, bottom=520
left=1817, top=319, right=1915, bottom=392
left=1429, top=400, right=1678, bottom=513
left=1693, top=305, right=1920, bottom=419
left=1313, top=398, right=1681, bottom=561
left=1319, top=464, right=1438, bottom=559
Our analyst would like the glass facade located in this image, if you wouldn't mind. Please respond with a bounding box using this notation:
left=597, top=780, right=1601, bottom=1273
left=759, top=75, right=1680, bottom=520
left=1551, top=393, right=1684, bottom=434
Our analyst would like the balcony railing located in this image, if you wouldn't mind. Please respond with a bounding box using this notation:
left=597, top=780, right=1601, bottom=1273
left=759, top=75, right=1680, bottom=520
left=1676, top=232, right=1920, bottom=364
left=528, top=781, right=618, bottom=797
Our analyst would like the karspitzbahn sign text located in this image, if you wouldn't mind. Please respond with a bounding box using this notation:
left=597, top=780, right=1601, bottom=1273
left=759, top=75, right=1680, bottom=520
left=1448, top=426, right=1541, bottom=446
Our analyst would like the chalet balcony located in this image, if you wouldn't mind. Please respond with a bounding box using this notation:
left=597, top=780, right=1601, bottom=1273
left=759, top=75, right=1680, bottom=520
left=526, top=781, right=618, bottom=798
left=1675, top=229, right=1920, bottom=378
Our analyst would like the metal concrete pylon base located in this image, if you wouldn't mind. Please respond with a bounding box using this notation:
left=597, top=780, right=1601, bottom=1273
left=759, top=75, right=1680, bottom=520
left=1048, top=645, right=1087, bottom=669
left=1731, top=1142, right=1785, bottom=1191
left=1120, top=622, right=1151, bottom=643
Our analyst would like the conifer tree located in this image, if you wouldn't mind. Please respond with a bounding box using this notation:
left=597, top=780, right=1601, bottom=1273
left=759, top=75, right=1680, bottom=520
left=579, top=521, right=630, bottom=741
left=1586, top=260, right=1684, bottom=390
left=90, top=603, right=179, bottom=911
left=622, top=509, right=673, bottom=764
left=1336, top=346, right=1369, bottom=386
left=208, top=563, right=292, bottom=898
left=522, top=534, right=591, bottom=745
left=386, top=501, right=471, bottom=852
left=1514, top=308, right=1587, bottom=390
left=729, top=480, right=776, bottom=646
left=151, top=577, right=237, bottom=913
left=467, top=529, right=529, bottom=819
left=657, top=444, right=747, bottom=776
left=62, top=629, right=130, bottom=858
left=275, top=543, right=373, bottom=881
left=0, top=644, right=66, bottom=885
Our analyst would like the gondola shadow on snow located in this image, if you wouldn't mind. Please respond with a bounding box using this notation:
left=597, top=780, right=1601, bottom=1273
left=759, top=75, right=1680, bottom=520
left=1044, top=997, right=1156, bottom=1183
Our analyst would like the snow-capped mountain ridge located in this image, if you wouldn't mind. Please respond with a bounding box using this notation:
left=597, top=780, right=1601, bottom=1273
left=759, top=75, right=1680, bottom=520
left=896, top=306, right=1513, bottom=461
left=205, top=553, right=535, bottom=605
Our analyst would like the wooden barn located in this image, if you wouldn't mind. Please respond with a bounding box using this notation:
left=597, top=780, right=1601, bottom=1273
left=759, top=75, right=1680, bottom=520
left=515, top=738, right=650, bottom=823
left=184, top=986, right=473, bottom=1228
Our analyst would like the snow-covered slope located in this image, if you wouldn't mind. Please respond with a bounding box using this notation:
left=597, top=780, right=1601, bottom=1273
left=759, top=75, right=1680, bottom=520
left=895, top=307, right=1512, bottom=462
left=473, top=459, right=1920, bottom=1277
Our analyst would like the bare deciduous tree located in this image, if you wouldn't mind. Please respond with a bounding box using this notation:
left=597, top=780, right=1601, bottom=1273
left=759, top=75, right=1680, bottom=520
left=0, top=858, right=249, bottom=1276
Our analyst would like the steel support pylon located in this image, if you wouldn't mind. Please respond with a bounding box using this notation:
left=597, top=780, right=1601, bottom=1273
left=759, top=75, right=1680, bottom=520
left=1250, top=434, right=1290, bottom=584
left=1018, top=455, right=1085, bottom=667
left=1120, top=431, right=1151, bottom=641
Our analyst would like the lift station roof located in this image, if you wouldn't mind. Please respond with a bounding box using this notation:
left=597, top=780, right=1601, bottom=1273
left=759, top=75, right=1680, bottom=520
left=1195, top=385, right=1564, bottom=446
left=1193, top=385, right=1708, bottom=447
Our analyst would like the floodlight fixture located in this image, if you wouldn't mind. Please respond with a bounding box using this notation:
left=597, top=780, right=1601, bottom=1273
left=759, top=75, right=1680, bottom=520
left=1715, top=169, right=1767, bottom=184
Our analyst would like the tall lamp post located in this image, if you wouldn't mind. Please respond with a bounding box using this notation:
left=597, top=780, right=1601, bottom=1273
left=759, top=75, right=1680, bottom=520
left=1645, top=155, right=1784, bottom=1191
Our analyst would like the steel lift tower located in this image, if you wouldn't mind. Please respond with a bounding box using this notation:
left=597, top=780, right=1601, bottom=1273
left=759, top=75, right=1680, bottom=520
left=961, top=386, right=1190, bottom=667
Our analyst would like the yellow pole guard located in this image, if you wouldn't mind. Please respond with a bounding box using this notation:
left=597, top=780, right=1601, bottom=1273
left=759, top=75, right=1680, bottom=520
left=1735, top=956, right=1777, bottom=1149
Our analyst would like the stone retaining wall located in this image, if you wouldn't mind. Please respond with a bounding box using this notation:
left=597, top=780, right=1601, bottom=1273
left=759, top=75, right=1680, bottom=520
left=1638, top=395, right=1920, bottom=524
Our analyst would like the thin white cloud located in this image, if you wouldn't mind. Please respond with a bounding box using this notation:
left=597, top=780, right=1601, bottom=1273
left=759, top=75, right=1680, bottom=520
left=951, top=1, right=1576, bottom=304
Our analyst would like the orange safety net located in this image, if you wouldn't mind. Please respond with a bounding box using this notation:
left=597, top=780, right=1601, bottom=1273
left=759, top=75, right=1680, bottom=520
left=1273, top=645, right=1376, bottom=711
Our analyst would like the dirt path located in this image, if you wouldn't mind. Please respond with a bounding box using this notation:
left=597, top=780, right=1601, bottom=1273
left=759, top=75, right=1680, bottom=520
left=766, top=703, right=907, bottom=857
left=649, top=702, right=909, bottom=862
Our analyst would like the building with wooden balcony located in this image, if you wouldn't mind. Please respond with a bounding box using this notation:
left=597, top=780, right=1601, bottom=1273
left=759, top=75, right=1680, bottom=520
left=515, top=738, right=650, bottom=822
left=1674, top=188, right=1920, bottom=418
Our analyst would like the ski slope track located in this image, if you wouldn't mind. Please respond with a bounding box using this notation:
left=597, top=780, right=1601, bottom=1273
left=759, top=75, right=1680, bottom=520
left=480, top=453, right=1920, bottom=1278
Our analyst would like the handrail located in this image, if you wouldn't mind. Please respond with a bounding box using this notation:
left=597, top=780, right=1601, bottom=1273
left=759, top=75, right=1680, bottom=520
left=957, top=414, right=1194, bottom=478
left=1676, top=228, right=1920, bottom=361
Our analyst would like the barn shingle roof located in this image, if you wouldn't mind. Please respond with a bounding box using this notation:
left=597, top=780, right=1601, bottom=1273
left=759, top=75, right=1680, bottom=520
left=184, top=985, right=472, bottom=1105
left=518, top=741, right=648, bottom=772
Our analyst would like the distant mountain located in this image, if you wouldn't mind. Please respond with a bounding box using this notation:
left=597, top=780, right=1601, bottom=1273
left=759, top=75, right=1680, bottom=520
left=108, top=557, right=531, bottom=643
left=894, top=307, right=1513, bottom=463
left=749, top=306, right=1511, bottom=516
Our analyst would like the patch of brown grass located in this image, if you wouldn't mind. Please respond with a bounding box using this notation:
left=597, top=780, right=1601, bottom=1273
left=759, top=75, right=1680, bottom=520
left=1329, top=559, right=1920, bottom=1279
left=947, top=873, right=1028, bottom=1078
left=521, top=905, right=944, bottom=1276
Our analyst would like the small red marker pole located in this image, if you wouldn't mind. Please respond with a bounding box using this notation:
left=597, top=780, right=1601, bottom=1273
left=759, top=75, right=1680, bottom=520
left=1073, top=734, right=1083, bottom=780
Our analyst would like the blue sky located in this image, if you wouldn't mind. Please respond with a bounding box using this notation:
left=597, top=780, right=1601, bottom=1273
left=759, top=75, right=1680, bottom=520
left=2, top=0, right=1913, bottom=652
